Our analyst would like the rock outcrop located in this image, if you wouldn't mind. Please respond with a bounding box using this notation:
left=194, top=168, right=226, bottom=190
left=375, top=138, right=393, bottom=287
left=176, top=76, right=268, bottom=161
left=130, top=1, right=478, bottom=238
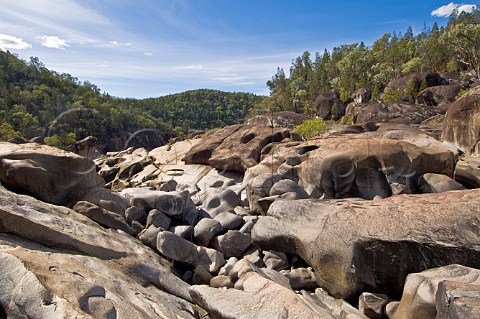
left=0, top=142, right=104, bottom=207
left=442, top=86, right=480, bottom=156
left=0, top=187, right=197, bottom=318
left=353, top=101, right=441, bottom=125
left=189, top=273, right=326, bottom=319
left=315, top=90, right=345, bottom=120
left=415, top=84, right=461, bottom=110
left=388, top=264, right=480, bottom=319
left=245, top=111, right=310, bottom=128
left=183, top=125, right=291, bottom=172
left=252, top=189, right=480, bottom=301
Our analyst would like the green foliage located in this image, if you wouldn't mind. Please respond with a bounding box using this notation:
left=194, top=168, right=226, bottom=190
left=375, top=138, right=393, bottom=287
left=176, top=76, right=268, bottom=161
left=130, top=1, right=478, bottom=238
left=404, top=79, right=419, bottom=102
left=293, top=117, right=329, bottom=140
left=338, top=115, right=354, bottom=125
left=402, top=57, right=421, bottom=75
left=0, top=122, right=21, bottom=140
left=0, top=51, right=262, bottom=150
left=44, top=132, right=76, bottom=149
left=383, top=88, right=402, bottom=102
left=456, top=88, right=470, bottom=99
left=419, top=79, right=428, bottom=92
left=266, top=10, right=480, bottom=119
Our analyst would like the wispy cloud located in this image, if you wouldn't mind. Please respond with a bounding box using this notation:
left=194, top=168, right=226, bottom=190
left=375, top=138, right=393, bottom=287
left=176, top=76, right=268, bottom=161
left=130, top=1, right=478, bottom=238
left=431, top=2, right=477, bottom=17
left=144, top=52, right=153, bottom=56
left=0, top=34, right=31, bottom=50
left=37, top=36, right=69, bottom=49
left=176, top=65, right=204, bottom=70
left=110, top=41, right=133, bottom=47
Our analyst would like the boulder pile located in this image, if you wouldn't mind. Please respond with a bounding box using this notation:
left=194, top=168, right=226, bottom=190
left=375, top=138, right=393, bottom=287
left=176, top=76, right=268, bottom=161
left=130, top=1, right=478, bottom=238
left=0, top=84, right=479, bottom=318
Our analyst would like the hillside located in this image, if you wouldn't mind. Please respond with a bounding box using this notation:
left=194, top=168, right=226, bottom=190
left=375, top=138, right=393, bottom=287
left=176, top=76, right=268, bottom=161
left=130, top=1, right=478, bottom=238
left=0, top=51, right=264, bottom=151
left=257, top=10, right=480, bottom=115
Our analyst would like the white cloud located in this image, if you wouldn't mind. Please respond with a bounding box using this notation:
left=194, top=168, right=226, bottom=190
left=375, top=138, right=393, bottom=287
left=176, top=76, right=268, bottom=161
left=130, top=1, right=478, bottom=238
left=432, top=2, right=477, bottom=17
left=110, top=41, right=133, bottom=47
left=38, top=35, right=69, bottom=49
left=457, top=4, right=478, bottom=13
left=144, top=52, right=152, bottom=56
left=0, top=34, right=31, bottom=50
left=177, top=64, right=203, bottom=70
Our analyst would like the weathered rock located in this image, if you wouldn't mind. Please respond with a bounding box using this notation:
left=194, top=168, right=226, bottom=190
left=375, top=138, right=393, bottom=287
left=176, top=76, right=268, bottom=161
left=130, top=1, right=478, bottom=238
left=106, top=149, right=152, bottom=191
left=243, top=248, right=264, bottom=267
left=245, top=111, right=310, bottom=128
left=358, top=292, right=388, bottom=319
left=229, top=258, right=255, bottom=283
left=234, top=267, right=292, bottom=291
left=315, top=90, right=345, bottom=120
left=81, top=188, right=128, bottom=216
left=146, top=209, right=172, bottom=229
left=283, top=267, right=319, bottom=291
left=183, top=125, right=290, bottom=172
left=239, top=219, right=256, bottom=235
left=212, top=230, right=251, bottom=259
left=263, top=250, right=290, bottom=271
left=436, top=280, right=480, bottom=319
left=157, top=231, right=225, bottom=273
left=354, top=101, right=441, bottom=125
left=70, top=135, right=98, bottom=159
left=193, top=218, right=223, bottom=247
left=138, top=225, right=161, bottom=249
left=389, top=264, right=480, bottom=319
left=299, top=137, right=454, bottom=199
left=183, top=207, right=199, bottom=226
left=192, top=265, right=213, bottom=285
left=252, top=190, right=480, bottom=301
left=170, top=225, right=194, bottom=240
left=417, top=173, right=466, bottom=193
left=125, top=206, right=146, bottom=225
left=454, top=156, right=480, bottom=188
left=210, top=275, right=234, bottom=288
left=416, top=84, right=461, bottom=109
left=190, top=273, right=323, bottom=319
left=72, top=201, right=136, bottom=236
left=300, top=288, right=368, bottom=319
left=0, top=188, right=196, bottom=317
left=270, top=178, right=309, bottom=198
left=214, top=212, right=243, bottom=230
left=200, top=188, right=241, bottom=217
left=385, top=73, right=447, bottom=99
left=246, top=173, right=283, bottom=214
left=182, top=125, right=244, bottom=165
left=122, top=188, right=193, bottom=218
left=0, top=142, right=104, bottom=207
left=218, top=257, right=239, bottom=277
left=442, top=86, right=480, bottom=156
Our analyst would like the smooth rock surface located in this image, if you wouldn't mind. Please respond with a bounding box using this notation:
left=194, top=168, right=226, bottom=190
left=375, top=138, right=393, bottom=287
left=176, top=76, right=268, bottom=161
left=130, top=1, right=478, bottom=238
left=252, top=190, right=480, bottom=301
left=0, top=142, right=104, bottom=207
left=442, top=86, right=480, bottom=156
left=390, top=264, right=480, bottom=319
left=190, top=273, right=324, bottom=319
left=0, top=187, right=196, bottom=318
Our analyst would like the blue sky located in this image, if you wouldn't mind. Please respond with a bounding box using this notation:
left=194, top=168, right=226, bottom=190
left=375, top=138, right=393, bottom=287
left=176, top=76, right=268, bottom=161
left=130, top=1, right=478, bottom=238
left=0, top=1, right=478, bottom=98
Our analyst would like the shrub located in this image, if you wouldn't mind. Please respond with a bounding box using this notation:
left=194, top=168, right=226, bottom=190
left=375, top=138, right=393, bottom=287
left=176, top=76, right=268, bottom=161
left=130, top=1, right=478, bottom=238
left=383, top=88, right=402, bottom=102
left=339, top=115, right=354, bottom=125
left=293, top=117, right=329, bottom=141
left=44, top=132, right=77, bottom=149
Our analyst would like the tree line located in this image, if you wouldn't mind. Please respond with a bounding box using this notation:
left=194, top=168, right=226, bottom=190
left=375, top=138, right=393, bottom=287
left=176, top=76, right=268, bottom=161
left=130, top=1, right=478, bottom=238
left=0, top=51, right=263, bottom=150
left=258, top=10, right=480, bottom=114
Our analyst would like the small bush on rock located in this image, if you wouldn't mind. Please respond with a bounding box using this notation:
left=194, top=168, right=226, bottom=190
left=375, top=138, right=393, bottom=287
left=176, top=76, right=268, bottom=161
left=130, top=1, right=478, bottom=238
left=293, top=117, right=329, bottom=141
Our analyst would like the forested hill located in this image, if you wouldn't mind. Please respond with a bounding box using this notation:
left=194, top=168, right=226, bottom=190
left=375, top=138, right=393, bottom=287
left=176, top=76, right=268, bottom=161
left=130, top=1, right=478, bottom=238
left=258, top=10, right=480, bottom=114
left=0, top=51, right=264, bottom=150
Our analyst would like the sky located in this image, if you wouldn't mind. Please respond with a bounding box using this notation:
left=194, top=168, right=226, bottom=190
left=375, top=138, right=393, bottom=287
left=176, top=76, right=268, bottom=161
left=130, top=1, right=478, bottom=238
left=0, top=1, right=478, bottom=99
